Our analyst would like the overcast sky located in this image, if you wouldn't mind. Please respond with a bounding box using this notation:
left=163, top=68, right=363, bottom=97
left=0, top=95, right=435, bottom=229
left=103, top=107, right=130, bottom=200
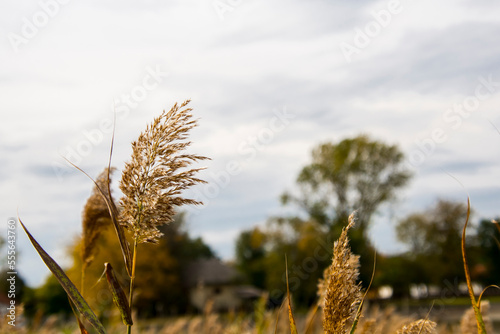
left=2, top=0, right=500, bottom=287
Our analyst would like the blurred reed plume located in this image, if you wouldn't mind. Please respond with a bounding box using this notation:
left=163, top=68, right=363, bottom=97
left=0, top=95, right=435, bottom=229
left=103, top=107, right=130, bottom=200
left=396, top=319, right=437, bottom=334
left=318, top=212, right=362, bottom=334
left=461, top=301, right=493, bottom=334
left=119, top=99, right=209, bottom=244
left=81, top=167, right=115, bottom=271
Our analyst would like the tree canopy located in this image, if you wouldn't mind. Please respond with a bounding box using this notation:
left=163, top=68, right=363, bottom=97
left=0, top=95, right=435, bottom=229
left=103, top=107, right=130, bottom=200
left=395, top=199, right=470, bottom=288
left=286, top=135, right=412, bottom=233
left=236, top=135, right=412, bottom=307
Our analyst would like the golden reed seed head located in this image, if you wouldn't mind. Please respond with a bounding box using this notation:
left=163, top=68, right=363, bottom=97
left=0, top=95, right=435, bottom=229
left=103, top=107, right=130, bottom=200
left=119, top=100, right=209, bottom=244
left=81, top=167, right=115, bottom=268
left=320, top=212, right=362, bottom=334
left=396, top=319, right=437, bottom=334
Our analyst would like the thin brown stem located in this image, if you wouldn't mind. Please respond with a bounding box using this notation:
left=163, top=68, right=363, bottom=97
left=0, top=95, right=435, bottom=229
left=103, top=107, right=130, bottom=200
left=127, top=238, right=138, bottom=334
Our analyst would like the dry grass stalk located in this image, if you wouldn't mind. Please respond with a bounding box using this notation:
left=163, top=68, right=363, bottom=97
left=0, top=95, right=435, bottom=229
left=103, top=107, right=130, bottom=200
left=81, top=167, right=115, bottom=270
left=319, top=212, right=362, bottom=334
left=359, top=318, right=376, bottom=334
left=461, top=197, right=487, bottom=333
left=396, top=319, right=437, bottom=334
left=461, top=301, right=493, bottom=334
left=119, top=99, right=209, bottom=244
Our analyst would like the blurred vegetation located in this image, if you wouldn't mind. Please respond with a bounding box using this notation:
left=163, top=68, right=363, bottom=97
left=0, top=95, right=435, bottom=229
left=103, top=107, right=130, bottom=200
left=395, top=200, right=468, bottom=287
left=234, top=135, right=500, bottom=309
left=474, top=218, right=500, bottom=285
left=236, top=135, right=413, bottom=308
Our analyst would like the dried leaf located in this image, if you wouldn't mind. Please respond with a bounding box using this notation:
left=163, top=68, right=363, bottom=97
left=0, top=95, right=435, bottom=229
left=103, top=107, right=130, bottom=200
left=18, top=218, right=106, bottom=334
left=105, top=263, right=133, bottom=326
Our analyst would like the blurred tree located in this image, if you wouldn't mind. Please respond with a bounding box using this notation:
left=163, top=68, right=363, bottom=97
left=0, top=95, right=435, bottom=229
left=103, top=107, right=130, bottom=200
left=235, top=227, right=268, bottom=289
left=396, top=199, right=469, bottom=287
left=281, top=135, right=412, bottom=285
left=235, top=135, right=411, bottom=307
left=264, top=218, right=333, bottom=307
left=284, top=135, right=412, bottom=233
left=375, top=254, right=426, bottom=298
left=236, top=218, right=333, bottom=307
left=472, top=218, right=500, bottom=285
left=134, top=213, right=215, bottom=316
left=31, top=275, right=72, bottom=318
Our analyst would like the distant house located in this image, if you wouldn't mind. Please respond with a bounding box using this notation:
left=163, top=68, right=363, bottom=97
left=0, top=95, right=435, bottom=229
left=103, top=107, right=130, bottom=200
left=183, top=258, right=263, bottom=312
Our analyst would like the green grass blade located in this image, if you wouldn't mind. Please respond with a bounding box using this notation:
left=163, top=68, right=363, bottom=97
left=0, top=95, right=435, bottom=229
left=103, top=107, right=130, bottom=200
left=105, top=263, right=133, bottom=326
left=461, top=197, right=487, bottom=333
left=18, top=218, right=106, bottom=334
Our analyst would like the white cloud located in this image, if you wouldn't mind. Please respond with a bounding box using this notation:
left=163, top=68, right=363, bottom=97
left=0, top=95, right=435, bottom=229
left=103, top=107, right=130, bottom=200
left=2, top=0, right=500, bottom=286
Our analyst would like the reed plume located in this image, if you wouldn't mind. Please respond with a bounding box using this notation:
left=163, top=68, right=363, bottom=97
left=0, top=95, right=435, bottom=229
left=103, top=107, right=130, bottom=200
left=396, top=319, right=437, bottom=334
left=81, top=168, right=115, bottom=271
left=319, top=212, right=362, bottom=334
left=119, top=100, right=208, bottom=334
left=119, top=100, right=209, bottom=244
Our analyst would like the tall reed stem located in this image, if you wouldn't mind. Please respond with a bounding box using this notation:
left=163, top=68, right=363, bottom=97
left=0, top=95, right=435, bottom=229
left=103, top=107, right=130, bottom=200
left=127, top=238, right=138, bottom=334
